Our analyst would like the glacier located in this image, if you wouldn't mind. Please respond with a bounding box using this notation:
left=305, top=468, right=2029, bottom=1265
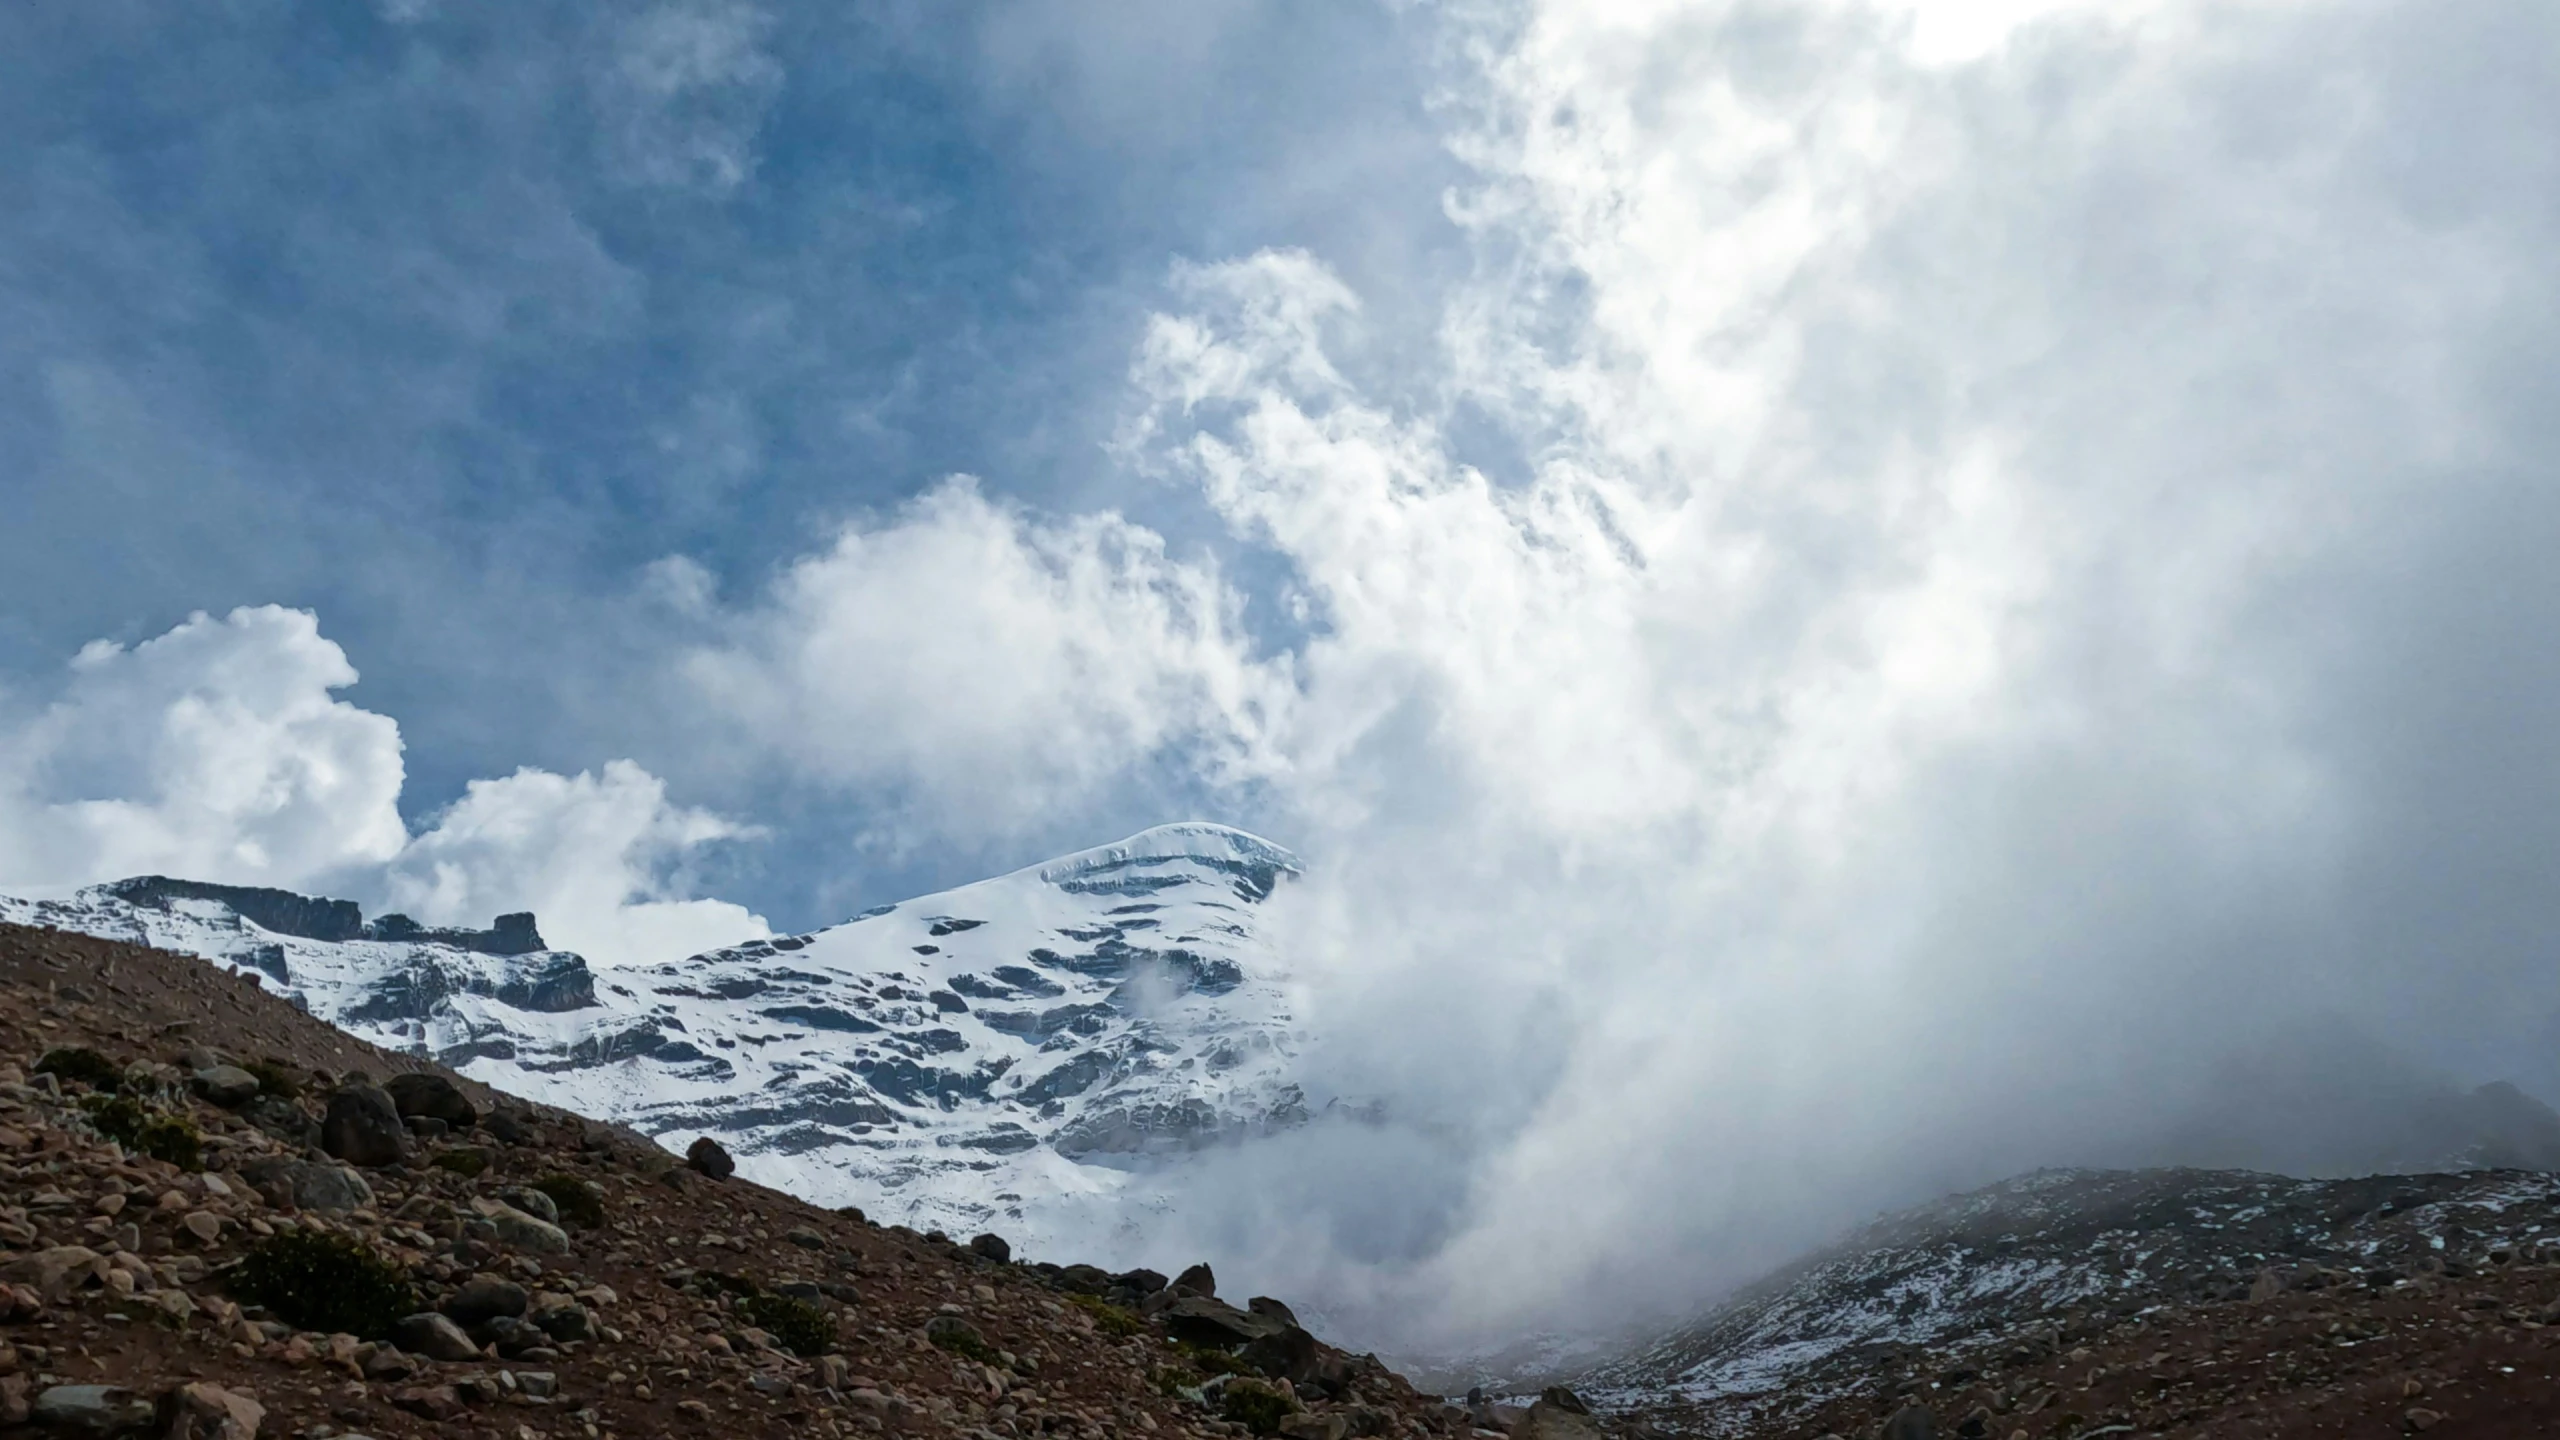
left=0, top=822, right=1315, bottom=1257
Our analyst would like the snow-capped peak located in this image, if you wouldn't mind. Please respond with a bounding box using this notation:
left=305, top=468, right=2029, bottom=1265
left=0, top=823, right=1313, bottom=1255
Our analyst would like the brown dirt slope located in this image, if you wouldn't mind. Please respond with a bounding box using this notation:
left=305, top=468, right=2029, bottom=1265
left=0, top=922, right=1456, bottom=1440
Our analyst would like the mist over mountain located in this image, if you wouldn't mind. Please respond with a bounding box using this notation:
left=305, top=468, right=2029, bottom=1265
left=9, top=0, right=2560, bottom=1414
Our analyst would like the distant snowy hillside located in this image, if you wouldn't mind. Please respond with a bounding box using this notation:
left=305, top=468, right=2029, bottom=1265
left=0, top=823, right=1317, bottom=1251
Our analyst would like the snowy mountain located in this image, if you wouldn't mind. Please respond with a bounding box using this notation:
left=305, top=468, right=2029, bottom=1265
left=0, top=822, right=1315, bottom=1251
left=1561, top=1164, right=2560, bottom=1436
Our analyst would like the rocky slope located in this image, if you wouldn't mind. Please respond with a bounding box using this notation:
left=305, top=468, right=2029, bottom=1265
left=0, top=824, right=1315, bottom=1250
left=0, top=920, right=1454, bottom=1440
left=1564, top=1164, right=2560, bottom=1437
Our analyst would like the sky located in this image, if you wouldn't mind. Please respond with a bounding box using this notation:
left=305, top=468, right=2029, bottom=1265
left=8, top=0, right=2560, bottom=1349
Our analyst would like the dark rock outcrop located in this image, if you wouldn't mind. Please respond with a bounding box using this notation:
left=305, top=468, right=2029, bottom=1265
left=686, top=1136, right=734, bottom=1180
left=320, top=1084, right=410, bottom=1167
left=384, top=1072, right=477, bottom=1128
left=104, top=877, right=362, bottom=942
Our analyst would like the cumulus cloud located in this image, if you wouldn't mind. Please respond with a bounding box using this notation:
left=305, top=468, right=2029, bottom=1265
left=680, top=477, right=1290, bottom=844
left=0, top=606, right=762, bottom=968
left=0, top=606, right=408, bottom=892
left=385, top=761, right=769, bottom=969
left=666, top=0, right=2560, bottom=1351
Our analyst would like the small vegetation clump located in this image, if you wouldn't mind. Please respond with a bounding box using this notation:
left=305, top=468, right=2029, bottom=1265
left=532, top=1173, right=605, bottom=1228
left=1221, top=1378, right=1301, bottom=1436
left=430, top=1147, right=491, bottom=1178
left=80, top=1094, right=203, bottom=1170
left=243, top=1058, right=302, bottom=1098
left=35, top=1047, right=123, bottom=1092
left=227, top=1229, right=417, bottom=1340
left=1067, top=1291, right=1146, bottom=1338
left=1176, top=1340, right=1256, bottom=1377
left=738, top=1292, right=837, bottom=1358
left=926, top=1314, right=1000, bottom=1364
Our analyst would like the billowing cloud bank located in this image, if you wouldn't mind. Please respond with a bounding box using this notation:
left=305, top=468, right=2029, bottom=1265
left=677, top=0, right=2560, bottom=1346
left=0, top=606, right=765, bottom=967
left=9, top=0, right=2560, bottom=1361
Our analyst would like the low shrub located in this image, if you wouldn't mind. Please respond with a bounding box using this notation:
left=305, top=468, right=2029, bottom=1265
left=36, top=1047, right=122, bottom=1092
left=926, top=1314, right=1000, bottom=1364
left=430, top=1147, right=491, bottom=1178
left=532, top=1173, right=605, bottom=1228
left=1221, top=1379, right=1300, bottom=1436
left=1067, top=1291, right=1146, bottom=1338
left=738, top=1292, right=837, bottom=1358
left=226, top=1229, right=416, bottom=1340
left=81, top=1094, right=203, bottom=1170
left=243, top=1058, right=302, bottom=1098
left=1177, top=1341, right=1256, bottom=1377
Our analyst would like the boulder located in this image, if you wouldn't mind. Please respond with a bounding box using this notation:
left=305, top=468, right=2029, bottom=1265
left=528, top=1294, right=593, bottom=1342
left=686, top=1136, right=734, bottom=1180
left=486, top=1205, right=569, bottom=1254
left=1241, top=1323, right=1321, bottom=1383
left=1280, top=1415, right=1351, bottom=1440
left=969, top=1233, right=1012, bottom=1263
left=391, top=1312, right=480, bottom=1362
left=441, top=1277, right=529, bottom=1326
left=1117, top=1268, right=1169, bottom=1296
left=29, top=1384, right=155, bottom=1434
left=483, top=1109, right=531, bottom=1145
left=187, top=1066, right=260, bottom=1108
left=0, top=1246, right=104, bottom=1304
left=499, top=1188, right=559, bottom=1224
left=1248, top=1295, right=1300, bottom=1325
left=320, top=1085, right=410, bottom=1167
left=239, top=1158, right=374, bottom=1213
left=1879, top=1405, right=1936, bottom=1440
left=1511, top=1390, right=1604, bottom=1440
left=1173, top=1261, right=1218, bottom=1297
left=384, top=1072, right=477, bottom=1129
left=1160, top=1295, right=1287, bottom=1348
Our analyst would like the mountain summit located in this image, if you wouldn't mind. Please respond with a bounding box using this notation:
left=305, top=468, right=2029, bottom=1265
left=0, top=822, right=1313, bottom=1251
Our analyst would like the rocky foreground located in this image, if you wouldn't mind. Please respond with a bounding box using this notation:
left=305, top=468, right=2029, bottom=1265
left=0, top=922, right=1459, bottom=1440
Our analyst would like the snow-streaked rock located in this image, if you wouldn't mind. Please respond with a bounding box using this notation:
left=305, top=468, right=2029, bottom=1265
left=2, top=822, right=1311, bottom=1251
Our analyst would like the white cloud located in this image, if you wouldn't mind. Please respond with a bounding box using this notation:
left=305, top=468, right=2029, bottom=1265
left=0, top=606, right=762, bottom=969
left=596, top=0, right=785, bottom=194
left=680, top=477, right=1290, bottom=843
left=386, top=761, right=769, bottom=969
left=0, top=606, right=408, bottom=891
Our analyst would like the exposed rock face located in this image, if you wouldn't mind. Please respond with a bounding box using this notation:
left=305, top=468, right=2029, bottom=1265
left=103, top=876, right=363, bottom=942
left=364, top=909, right=548, bottom=956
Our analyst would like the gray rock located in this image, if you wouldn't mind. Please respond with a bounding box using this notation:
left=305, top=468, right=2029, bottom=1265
left=1247, top=1295, right=1299, bottom=1326
left=1279, top=1416, right=1350, bottom=1440
left=390, top=1312, right=481, bottom=1362
left=515, top=1372, right=558, bottom=1399
left=499, top=1188, right=559, bottom=1224
left=1241, top=1324, right=1320, bottom=1383
left=384, top=1072, right=477, bottom=1129
left=1510, top=1395, right=1600, bottom=1440
left=483, top=1109, right=531, bottom=1145
left=188, top=1065, right=261, bottom=1108
left=321, top=1085, right=411, bottom=1167
left=29, top=1384, right=156, bottom=1433
left=1173, top=1261, right=1218, bottom=1297
left=1878, top=1405, right=1935, bottom=1440
left=529, top=1294, right=593, bottom=1342
left=440, top=1277, right=529, bottom=1325
left=785, top=1227, right=827, bottom=1250
left=238, top=1158, right=375, bottom=1213
left=686, top=1136, right=734, bottom=1179
left=969, top=1232, right=1011, bottom=1263
left=1117, top=1268, right=1169, bottom=1296
left=485, top=1206, right=569, bottom=1254
left=1160, top=1295, right=1285, bottom=1348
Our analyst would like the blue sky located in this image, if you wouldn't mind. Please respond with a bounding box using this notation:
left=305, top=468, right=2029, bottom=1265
left=1, top=0, right=1457, bottom=919
left=11, top=0, right=2560, bottom=1342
